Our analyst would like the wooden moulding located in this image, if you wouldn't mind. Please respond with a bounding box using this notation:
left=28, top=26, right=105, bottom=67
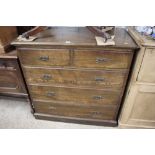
left=34, top=113, right=117, bottom=127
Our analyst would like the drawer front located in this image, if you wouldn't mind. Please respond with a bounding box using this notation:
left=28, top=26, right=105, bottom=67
left=137, top=48, right=155, bottom=83
left=0, top=58, right=17, bottom=70
left=0, top=59, right=27, bottom=94
left=29, top=85, right=120, bottom=106
left=0, top=70, right=18, bottom=88
left=73, top=50, right=133, bottom=69
left=34, top=101, right=117, bottom=120
left=24, top=67, right=127, bottom=89
left=18, top=49, right=70, bottom=67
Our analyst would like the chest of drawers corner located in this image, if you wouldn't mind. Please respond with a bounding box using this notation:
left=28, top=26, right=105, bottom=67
left=12, top=27, right=137, bottom=126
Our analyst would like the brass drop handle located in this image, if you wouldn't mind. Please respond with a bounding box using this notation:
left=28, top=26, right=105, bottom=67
left=42, top=74, right=52, bottom=80
left=96, top=57, right=110, bottom=63
left=47, top=92, right=55, bottom=97
left=92, top=95, right=104, bottom=100
left=39, top=56, right=49, bottom=61
left=95, top=77, right=105, bottom=81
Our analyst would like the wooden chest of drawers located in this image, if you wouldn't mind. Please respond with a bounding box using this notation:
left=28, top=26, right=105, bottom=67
left=0, top=50, right=28, bottom=98
left=12, top=27, right=137, bottom=126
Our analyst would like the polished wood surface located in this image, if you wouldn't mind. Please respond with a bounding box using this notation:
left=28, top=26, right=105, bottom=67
left=12, top=27, right=138, bottom=126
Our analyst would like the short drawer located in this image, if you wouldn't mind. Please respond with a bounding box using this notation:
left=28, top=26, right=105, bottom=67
left=29, top=85, right=121, bottom=106
left=137, top=48, right=155, bottom=83
left=24, top=67, right=127, bottom=90
left=34, top=101, right=117, bottom=120
left=18, top=49, right=70, bottom=67
left=73, top=50, right=133, bottom=69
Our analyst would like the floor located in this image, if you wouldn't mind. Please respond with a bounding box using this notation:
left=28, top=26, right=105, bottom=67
left=0, top=98, right=109, bottom=129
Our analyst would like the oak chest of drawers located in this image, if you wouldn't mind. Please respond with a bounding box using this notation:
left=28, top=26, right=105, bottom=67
left=12, top=27, right=137, bottom=126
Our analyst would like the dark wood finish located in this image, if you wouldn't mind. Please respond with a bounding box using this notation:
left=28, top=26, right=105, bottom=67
left=0, top=26, right=17, bottom=53
left=23, top=67, right=128, bottom=90
left=0, top=50, right=28, bottom=98
left=12, top=27, right=138, bottom=126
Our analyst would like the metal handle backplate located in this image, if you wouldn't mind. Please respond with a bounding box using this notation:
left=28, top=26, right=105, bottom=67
left=47, top=92, right=55, bottom=97
left=96, top=57, right=111, bottom=63
left=92, top=95, right=104, bottom=100
left=42, top=74, right=52, bottom=80
left=39, top=56, right=49, bottom=61
left=93, top=95, right=104, bottom=100
left=95, top=77, right=105, bottom=81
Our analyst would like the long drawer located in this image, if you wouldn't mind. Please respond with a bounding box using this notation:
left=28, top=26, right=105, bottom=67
left=73, top=50, right=133, bottom=69
left=24, top=67, right=127, bottom=89
left=34, top=101, right=117, bottom=120
left=18, top=49, right=70, bottom=67
left=29, top=85, right=121, bottom=106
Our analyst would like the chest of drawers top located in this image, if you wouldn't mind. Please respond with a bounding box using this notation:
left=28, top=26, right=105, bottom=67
left=12, top=27, right=137, bottom=50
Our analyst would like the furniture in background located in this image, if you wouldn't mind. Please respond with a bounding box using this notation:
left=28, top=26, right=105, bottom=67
left=0, top=27, right=17, bottom=53
left=119, top=27, right=155, bottom=128
left=0, top=50, right=28, bottom=98
left=0, top=26, right=28, bottom=99
left=12, top=27, right=137, bottom=126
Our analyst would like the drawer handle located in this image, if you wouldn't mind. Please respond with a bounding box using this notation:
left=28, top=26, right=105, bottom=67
left=49, top=106, right=57, bottom=110
left=96, top=57, right=111, bottom=63
left=95, top=77, right=105, bottom=81
left=47, top=92, right=55, bottom=97
left=42, top=74, right=52, bottom=80
left=92, top=95, right=104, bottom=100
left=39, top=56, right=49, bottom=61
